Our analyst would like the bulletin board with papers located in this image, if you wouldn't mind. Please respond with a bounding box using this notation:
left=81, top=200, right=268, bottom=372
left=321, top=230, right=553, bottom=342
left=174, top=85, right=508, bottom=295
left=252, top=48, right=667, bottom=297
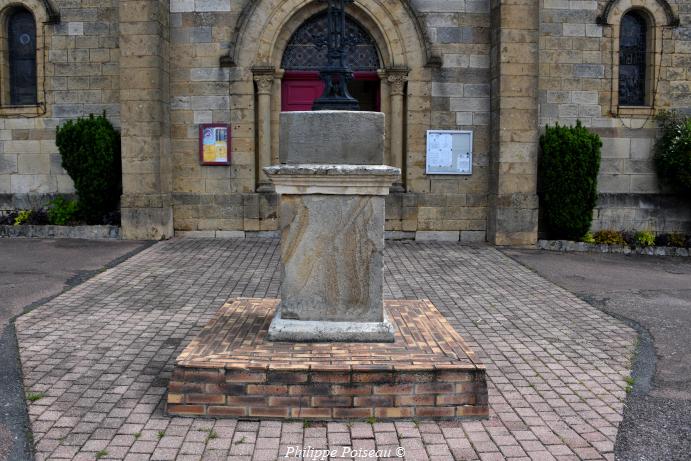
left=425, top=130, right=473, bottom=175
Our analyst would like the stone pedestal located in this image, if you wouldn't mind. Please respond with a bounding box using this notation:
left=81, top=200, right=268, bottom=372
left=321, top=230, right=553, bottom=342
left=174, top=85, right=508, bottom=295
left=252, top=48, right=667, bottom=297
left=168, top=110, right=488, bottom=420
left=264, top=165, right=399, bottom=342
left=265, top=110, right=398, bottom=342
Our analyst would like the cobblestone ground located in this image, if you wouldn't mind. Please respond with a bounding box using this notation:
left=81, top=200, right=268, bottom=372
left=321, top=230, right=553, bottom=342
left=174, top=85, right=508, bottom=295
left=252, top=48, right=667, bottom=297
left=16, top=239, right=636, bottom=461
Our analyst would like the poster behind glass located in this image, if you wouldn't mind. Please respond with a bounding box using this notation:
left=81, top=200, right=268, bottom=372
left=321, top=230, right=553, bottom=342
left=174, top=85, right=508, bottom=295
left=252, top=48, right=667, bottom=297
left=199, top=124, right=230, bottom=165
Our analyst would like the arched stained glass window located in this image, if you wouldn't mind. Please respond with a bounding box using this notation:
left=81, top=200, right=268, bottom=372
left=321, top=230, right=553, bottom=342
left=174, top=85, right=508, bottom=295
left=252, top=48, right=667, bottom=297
left=619, top=11, right=647, bottom=106
left=281, top=12, right=380, bottom=71
left=8, top=8, right=37, bottom=105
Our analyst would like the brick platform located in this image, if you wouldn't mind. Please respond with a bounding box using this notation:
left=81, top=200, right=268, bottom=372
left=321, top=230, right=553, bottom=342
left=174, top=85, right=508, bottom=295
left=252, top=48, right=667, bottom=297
left=168, top=298, right=488, bottom=420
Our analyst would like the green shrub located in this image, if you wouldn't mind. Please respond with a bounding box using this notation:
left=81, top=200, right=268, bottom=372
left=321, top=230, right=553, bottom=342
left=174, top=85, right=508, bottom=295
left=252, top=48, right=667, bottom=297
left=47, top=196, right=80, bottom=225
left=593, top=229, right=625, bottom=245
left=635, top=230, right=655, bottom=247
left=669, top=232, right=686, bottom=247
left=13, top=210, right=31, bottom=226
left=539, top=121, right=602, bottom=240
left=654, top=110, right=691, bottom=194
left=55, top=113, right=121, bottom=224
left=581, top=232, right=595, bottom=243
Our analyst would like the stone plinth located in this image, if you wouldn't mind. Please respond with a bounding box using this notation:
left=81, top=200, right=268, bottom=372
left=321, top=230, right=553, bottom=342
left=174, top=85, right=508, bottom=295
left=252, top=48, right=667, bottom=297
left=168, top=298, right=489, bottom=420
left=264, top=165, right=399, bottom=342
left=279, top=111, right=385, bottom=165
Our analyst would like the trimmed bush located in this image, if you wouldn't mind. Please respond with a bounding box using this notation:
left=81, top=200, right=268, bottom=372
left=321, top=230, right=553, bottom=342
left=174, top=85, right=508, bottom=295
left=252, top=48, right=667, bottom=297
left=56, top=113, right=121, bottom=224
left=539, top=121, right=602, bottom=240
left=654, top=110, right=691, bottom=195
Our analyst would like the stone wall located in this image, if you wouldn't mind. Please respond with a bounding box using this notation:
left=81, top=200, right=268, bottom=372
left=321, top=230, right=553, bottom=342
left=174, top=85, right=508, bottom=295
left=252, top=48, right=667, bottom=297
left=0, top=0, right=120, bottom=211
left=166, top=0, right=495, bottom=241
left=0, top=0, right=688, bottom=241
left=538, top=0, right=691, bottom=233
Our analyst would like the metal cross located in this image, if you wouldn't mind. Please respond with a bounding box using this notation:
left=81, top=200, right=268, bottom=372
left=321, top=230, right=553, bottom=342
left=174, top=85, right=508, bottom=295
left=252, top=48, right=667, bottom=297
left=311, top=0, right=360, bottom=111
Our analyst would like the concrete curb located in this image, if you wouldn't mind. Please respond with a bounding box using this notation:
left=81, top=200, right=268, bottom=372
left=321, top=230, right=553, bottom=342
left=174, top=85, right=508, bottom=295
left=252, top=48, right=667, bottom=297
left=537, top=239, right=690, bottom=257
left=0, top=225, right=120, bottom=239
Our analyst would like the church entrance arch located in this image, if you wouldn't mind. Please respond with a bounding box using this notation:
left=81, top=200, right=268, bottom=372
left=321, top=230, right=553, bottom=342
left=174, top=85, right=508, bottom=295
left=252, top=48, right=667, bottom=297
left=280, top=12, right=381, bottom=112
left=239, top=0, right=430, bottom=192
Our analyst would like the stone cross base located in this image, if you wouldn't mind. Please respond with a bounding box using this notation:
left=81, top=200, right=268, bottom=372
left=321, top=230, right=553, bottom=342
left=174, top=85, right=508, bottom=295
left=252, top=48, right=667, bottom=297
left=264, top=164, right=399, bottom=342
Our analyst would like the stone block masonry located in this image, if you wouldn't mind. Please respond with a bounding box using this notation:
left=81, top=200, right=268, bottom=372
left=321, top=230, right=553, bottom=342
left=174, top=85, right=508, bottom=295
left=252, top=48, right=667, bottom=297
left=168, top=298, right=489, bottom=420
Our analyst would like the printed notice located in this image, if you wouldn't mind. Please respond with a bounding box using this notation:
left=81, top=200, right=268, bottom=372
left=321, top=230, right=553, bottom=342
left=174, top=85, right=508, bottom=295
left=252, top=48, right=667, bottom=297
left=426, top=130, right=473, bottom=175
left=427, top=133, right=453, bottom=167
left=458, top=152, right=471, bottom=173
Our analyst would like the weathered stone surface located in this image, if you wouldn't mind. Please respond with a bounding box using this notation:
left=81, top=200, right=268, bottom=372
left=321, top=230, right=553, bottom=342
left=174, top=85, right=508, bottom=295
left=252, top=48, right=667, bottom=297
left=264, top=164, right=400, bottom=196
left=277, top=194, right=385, bottom=323
left=279, top=111, right=385, bottom=165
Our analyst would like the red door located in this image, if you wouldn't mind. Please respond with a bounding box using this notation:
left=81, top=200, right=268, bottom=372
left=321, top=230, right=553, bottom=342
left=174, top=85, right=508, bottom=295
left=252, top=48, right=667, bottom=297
left=282, top=71, right=380, bottom=112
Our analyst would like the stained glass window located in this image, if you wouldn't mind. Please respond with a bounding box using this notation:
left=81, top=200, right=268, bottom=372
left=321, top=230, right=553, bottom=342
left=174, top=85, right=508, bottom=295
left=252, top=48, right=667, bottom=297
left=282, top=12, right=380, bottom=71
left=8, top=8, right=37, bottom=105
left=619, top=11, right=647, bottom=106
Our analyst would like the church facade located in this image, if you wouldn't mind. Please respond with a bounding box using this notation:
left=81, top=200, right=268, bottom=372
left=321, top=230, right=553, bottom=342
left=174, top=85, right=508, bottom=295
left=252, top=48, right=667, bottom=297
left=0, top=0, right=688, bottom=244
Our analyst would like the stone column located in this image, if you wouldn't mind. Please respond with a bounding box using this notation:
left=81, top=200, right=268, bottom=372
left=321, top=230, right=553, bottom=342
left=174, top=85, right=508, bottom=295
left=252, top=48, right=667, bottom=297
left=119, top=0, right=173, bottom=240
left=387, top=67, right=408, bottom=192
left=266, top=111, right=399, bottom=342
left=270, top=70, right=285, bottom=166
left=252, top=66, right=275, bottom=192
left=486, top=0, right=539, bottom=246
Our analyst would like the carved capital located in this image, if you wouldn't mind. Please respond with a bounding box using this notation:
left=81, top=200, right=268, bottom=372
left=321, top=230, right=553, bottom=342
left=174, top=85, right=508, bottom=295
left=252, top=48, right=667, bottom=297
left=387, top=73, right=408, bottom=96
left=253, top=74, right=274, bottom=94
left=252, top=65, right=275, bottom=95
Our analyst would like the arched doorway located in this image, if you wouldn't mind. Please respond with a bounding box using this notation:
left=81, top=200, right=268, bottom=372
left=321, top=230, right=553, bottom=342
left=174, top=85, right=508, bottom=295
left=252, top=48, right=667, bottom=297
left=280, top=12, right=381, bottom=111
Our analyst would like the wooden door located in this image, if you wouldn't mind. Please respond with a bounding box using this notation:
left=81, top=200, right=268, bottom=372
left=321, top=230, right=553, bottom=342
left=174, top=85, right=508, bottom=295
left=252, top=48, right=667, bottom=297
left=282, top=71, right=380, bottom=112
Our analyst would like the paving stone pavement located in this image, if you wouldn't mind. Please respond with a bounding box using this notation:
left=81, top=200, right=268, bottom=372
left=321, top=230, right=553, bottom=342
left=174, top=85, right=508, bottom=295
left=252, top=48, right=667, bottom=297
left=15, top=238, right=637, bottom=461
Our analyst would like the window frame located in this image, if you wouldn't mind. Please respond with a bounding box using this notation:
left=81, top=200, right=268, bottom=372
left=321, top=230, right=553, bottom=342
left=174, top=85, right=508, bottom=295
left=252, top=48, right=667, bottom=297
left=618, top=10, right=650, bottom=107
left=606, top=1, right=671, bottom=118
left=7, top=7, right=38, bottom=105
left=0, top=0, right=48, bottom=116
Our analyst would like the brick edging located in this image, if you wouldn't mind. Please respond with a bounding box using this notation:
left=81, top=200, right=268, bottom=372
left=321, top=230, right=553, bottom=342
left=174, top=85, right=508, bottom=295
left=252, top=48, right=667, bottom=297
left=167, top=366, right=489, bottom=420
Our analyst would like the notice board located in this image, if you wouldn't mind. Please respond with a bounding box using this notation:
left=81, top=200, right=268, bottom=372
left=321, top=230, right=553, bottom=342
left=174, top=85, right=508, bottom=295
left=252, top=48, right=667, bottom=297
left=425, top=130, right=473, bottom=175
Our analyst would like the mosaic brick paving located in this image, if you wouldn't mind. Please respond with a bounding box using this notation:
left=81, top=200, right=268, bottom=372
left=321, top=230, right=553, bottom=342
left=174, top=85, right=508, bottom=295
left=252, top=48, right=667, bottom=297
left=16, top=239, right=636, bottom=460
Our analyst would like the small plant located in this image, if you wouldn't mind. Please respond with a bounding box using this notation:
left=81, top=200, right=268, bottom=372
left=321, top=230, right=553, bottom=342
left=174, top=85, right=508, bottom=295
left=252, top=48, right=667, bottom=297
left=581, top=232, right=595, bottom=244
left=593, top=229, right=626, bottom=245
left=95, top=449, right=108, bottom=459
left=47, top=196, right=79, bottom=225
left=635, top=230, right=655, bottom=247
left=539, top=121, right=602, bottom=240
left=234, top=436, right=246, bottom=445
left=625, top=376, right=635, bottom=393
left=26, top=392, right=44, bottom=402
left=366, top=416, right=377, bottom=425
left=654, top=110, right=691, bottom=194
left=303, top=420, right=312, bottom=428
left=133, top=432, right=141, bottom=440
left=156, top=430, right=165, bottom=439
left=199, top=428, right=218, bottom=441
left=55, top=113, right=122, bottom=224
left=669, top=232, right=687, bottom=247
left=621, top=230, right=636, bottom=247
left=14, top=210, right=31, bottom=226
